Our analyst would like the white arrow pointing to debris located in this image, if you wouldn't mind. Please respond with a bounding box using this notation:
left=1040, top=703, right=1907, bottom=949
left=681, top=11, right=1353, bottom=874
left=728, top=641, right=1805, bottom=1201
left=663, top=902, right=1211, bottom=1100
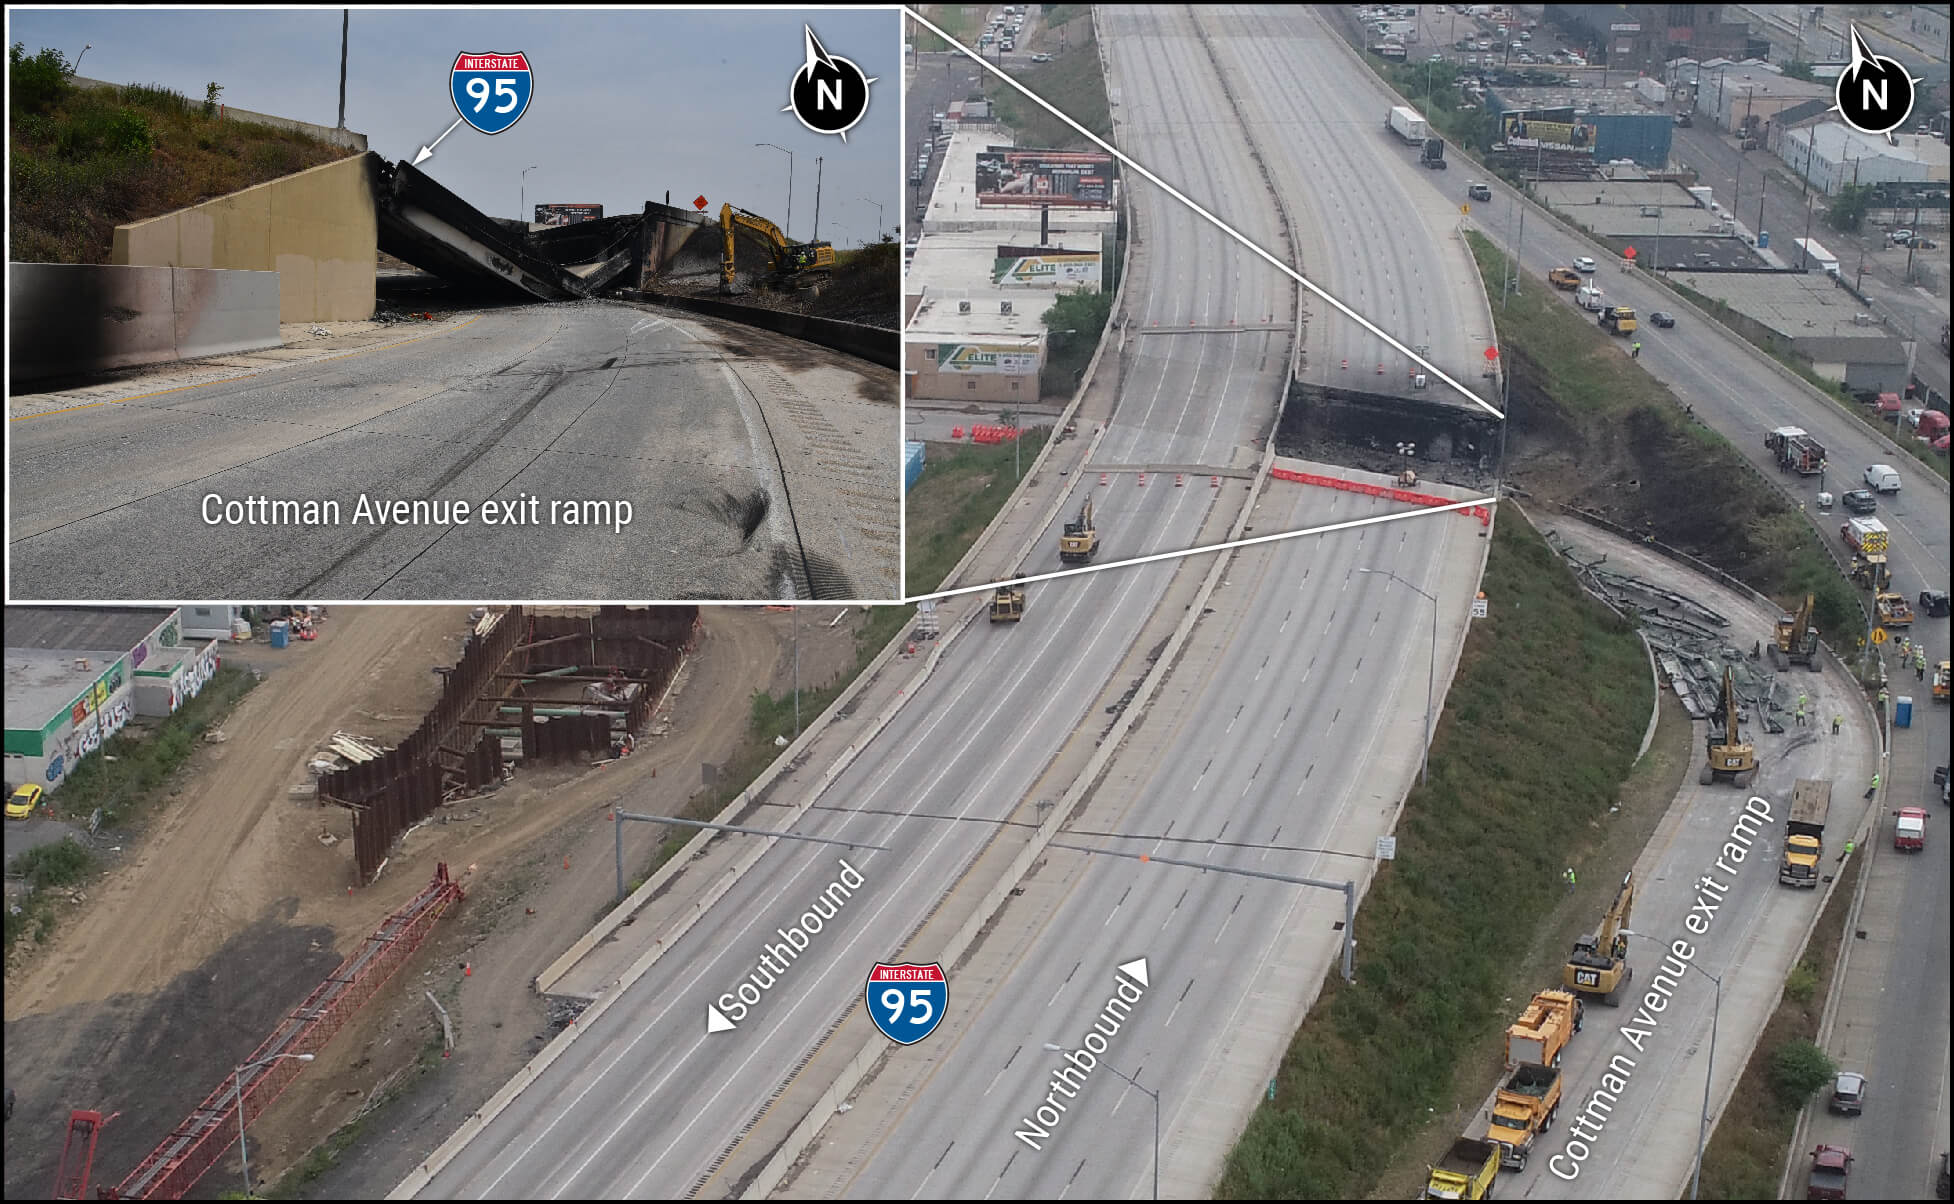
left=706, top=1004, right=737, bottom=1034
left=412, top=117, right=465, bottom=166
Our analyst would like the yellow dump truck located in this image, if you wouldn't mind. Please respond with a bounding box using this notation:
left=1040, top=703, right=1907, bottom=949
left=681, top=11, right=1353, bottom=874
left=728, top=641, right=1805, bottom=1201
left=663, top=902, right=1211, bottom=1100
left=1424, top=1136, right=1500, bottom=1200
left=1874, top=592, right=1915, bottom=627
left=1506, top=989, right=1584, bottom=1069
left=1779, top=778, right=1830, bottom=888
left=1487, top=1064, right=1561, bottom=1170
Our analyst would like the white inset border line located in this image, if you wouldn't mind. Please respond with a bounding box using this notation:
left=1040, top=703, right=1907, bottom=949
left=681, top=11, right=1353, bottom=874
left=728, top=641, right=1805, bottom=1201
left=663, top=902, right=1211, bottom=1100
left=903, top=6, right=1506, bottom=421
left=906, top=496, right=1496, bottom=604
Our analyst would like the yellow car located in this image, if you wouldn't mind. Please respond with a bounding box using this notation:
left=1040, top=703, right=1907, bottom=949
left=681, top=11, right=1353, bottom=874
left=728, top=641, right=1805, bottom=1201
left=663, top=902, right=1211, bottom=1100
left=7, top=783, right=44, bottom=820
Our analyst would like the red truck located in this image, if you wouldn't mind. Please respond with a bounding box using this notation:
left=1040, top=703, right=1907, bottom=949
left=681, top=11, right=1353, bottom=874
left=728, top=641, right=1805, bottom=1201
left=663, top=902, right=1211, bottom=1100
left=1808, top=1144, right=1852, bottom=1200
left=1895, top=807, right=1927, bottom=851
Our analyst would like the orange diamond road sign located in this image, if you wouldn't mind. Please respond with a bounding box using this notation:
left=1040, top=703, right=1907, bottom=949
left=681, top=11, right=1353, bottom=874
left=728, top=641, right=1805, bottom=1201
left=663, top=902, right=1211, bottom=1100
left=1624, top=246, right=1637, bottom=259
left=694, top=195, right=708, bottom=210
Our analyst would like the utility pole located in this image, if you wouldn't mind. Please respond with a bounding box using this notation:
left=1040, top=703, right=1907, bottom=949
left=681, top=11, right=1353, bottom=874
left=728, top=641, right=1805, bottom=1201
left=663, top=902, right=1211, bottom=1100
left=813, top=156, right=824, bottom=240
left=337, top=11, right=349, bottom=129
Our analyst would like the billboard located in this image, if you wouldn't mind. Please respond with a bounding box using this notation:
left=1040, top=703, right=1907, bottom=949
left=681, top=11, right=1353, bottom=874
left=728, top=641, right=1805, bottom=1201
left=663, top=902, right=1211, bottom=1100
left=935, top=343, right=1039, bottom=375
left=992, top=248, right=1103, bottom=288
left=1502, top=115, right=1594, bottom=150
left=534, top=203, right=604, bottom=227
left=974, top=150, right=1116, bottom=208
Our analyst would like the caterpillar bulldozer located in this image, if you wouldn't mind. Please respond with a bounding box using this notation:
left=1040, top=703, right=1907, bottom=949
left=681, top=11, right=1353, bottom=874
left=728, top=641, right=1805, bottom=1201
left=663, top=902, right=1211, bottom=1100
left=1059, top=499, right=1099, bottom=563
left=1770, top=594, right=1822, bottom=672
left=1563, top=871, right=1635, bottom=1006
left=989, top=585, right=1025, bottom=623
left=719, top=203, right=835, bottom=293
left=1700, top=664, right=1757, bottom=787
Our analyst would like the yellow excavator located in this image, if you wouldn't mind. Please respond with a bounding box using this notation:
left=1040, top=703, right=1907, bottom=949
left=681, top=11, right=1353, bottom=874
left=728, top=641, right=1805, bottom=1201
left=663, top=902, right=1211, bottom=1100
left=1770, top=594, right=1821, bottom=672
left=1700, top=664, right=1757, bottom=787
left=1563, top=871, right=1635, bottom=1006
left=719, top=203, right=835, bottom=292
left=1059, top=498, right=1099, bottom=563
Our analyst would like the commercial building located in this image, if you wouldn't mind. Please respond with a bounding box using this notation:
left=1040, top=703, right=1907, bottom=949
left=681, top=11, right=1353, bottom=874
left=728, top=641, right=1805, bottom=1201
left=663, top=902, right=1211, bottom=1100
left=906, top=127, right=1117, bottom=404
left=5, top=607, right=225, bottom=793
left=1691, top=60, right=1830, bottom=134
left=1484, top=84, right=1676, bottom=167
left=1775, top=122, right=1948, bottom=195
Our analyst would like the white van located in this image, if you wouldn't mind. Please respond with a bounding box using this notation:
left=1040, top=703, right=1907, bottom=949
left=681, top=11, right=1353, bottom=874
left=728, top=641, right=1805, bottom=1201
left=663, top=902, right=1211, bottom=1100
left=1863, top=463, right=1902, bottom=493
left=1576, top=284, right=1605, bottom=312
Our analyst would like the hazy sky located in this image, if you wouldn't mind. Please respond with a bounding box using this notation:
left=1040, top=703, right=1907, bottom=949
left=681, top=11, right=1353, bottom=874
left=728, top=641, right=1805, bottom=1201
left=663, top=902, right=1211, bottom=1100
left=7, top=6, right=902, bottom=245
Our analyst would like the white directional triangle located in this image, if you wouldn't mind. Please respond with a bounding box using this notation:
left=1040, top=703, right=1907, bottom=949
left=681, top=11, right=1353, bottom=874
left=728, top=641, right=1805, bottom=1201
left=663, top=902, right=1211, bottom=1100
left=707, top=1004, right=737, bottom=1034
left=1118, top=957, right=1150, bottom=988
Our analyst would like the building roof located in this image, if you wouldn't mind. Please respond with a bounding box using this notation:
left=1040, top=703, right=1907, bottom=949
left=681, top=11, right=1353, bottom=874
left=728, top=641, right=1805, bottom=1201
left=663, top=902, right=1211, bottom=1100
left=915, top=127, right=1118, bottom=236
left=1702, top=63, right=1830, bottom=101
left=1788, top=335, right=1911, bottom=364
left=1673, top=270, right=1905, bottom=345
left=6, top=649, right=120, bottom=727
left=1787, top=122, right=1950, bottom=169
left=4, top=606, right=176, bottom=654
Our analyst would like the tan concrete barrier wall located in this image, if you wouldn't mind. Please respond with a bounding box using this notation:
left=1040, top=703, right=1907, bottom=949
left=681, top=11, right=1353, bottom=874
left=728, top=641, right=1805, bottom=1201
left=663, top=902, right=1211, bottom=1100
left=9, top=264, right=280, bottom=381
left=113, top=155, right=380, bottom=322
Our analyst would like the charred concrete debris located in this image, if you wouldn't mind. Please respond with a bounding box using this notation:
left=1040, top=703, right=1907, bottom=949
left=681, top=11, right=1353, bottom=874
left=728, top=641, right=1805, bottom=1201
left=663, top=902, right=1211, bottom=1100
left=1548, top=531, right=1797, bottom=737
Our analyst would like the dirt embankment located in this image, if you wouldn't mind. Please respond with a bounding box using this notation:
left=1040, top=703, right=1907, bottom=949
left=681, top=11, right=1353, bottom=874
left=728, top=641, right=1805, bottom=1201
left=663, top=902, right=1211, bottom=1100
left=0, top=604, right=861, bottom=1200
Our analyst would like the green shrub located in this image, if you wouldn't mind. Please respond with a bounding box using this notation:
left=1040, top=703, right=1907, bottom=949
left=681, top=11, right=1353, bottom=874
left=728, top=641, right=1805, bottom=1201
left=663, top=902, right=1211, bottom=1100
left=9, top=42, right=71, bottom=114
left=1783, top=960, right=1818, bottom=1004
left=14, top=838, right=94, bottom=889
left=1769, top=1038, right=1835, bottom=1108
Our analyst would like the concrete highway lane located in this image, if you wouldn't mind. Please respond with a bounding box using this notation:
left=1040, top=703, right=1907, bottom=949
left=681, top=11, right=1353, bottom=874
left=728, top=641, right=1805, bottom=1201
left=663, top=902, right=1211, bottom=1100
left=1206, top=7, right=1492, bottom=406
left=8, top=303, right=897, bottom=600
left=836, top=483, right=1485, bottom=1200
left=413, top=15, right=1292, bottom=1194
left=790, top=7, right=1496, bottom=1197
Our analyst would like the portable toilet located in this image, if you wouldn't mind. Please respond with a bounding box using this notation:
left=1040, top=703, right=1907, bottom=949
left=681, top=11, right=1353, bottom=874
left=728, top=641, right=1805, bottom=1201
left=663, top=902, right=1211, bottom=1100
left=269, top=620, right=289, bottom=649
left=1895, top=695, right=1913, bottom=728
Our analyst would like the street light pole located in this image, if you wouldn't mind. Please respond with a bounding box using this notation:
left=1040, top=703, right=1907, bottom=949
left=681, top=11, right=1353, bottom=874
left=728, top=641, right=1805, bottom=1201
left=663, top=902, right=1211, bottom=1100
left=519, top=164, right=539, bottom=226
left=858, top=196, right=885, bottom=241
left=232, top=1052, right=314, bottom=1198
left=1357, top=568, right=1438, bottom=786
left=1620, top=932, right=1720, bottom=1201
left=1041, top=1044, right=1159, bottom=1199
left=755, top=142, right=794, bottom=239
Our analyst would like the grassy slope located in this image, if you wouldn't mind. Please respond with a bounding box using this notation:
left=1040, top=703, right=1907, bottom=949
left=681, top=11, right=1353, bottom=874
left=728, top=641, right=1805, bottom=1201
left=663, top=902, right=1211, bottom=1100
left=9, top=62, right=355, bottom=264
left=1218, top=507, right=1654, bottom=1198
left=904, top=430, right=1053, bottom=596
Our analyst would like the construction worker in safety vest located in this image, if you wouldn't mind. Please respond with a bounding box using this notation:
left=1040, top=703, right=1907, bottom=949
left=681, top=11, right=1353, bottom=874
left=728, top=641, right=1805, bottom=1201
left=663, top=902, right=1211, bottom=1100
left=1630, top=340, right=1642, bottom=358
left=1878, top=688, right=1889, bottom=709
left=1832, top=714, right=1842, bottom=735
left=1917, top=651, right=1928, bottom=681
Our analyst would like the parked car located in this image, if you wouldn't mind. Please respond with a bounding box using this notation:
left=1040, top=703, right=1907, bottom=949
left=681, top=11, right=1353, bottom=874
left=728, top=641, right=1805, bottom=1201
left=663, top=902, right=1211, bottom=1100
left=1830, top=1071, right=1867, bottom=1116
left=1915, top=237, right=1940, bottom=250
left=6, top=782, right=42, bottom=820
left=1468, top=181, right=1492, bottom=201
left=1030, top=51, right=1053, bottom=62
left=1920, top=590, right=1952, bottom=618
left=1841, top=488, right=1879, bottom=515
left=1573, top=255, right=1598, bottom=273
left=1891, top=229, right=1914, bottom=245
left=1648, top=311, right=1676, bottom=328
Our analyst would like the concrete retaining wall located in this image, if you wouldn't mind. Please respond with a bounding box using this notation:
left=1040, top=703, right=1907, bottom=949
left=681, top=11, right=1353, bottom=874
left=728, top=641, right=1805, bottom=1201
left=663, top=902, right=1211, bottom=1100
left=642, top=291, right=898, bottom=369
left=8, top=263, right=280, bottom=382
left=113, top=154, right=381, bottom=323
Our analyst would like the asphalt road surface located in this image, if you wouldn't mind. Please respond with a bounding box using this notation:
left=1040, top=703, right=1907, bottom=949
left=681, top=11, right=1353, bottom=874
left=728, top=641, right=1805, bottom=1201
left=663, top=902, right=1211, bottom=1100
left=8, top=303, right=897, bottom=601
left=815, top=9, right=1499, bottom=1195
left=411, top=14, right=1295, bottom=1194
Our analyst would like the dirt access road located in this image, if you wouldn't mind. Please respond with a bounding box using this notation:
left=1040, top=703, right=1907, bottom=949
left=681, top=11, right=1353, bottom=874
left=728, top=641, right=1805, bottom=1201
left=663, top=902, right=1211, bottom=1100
left=1, top=605, right=843, bottom=1199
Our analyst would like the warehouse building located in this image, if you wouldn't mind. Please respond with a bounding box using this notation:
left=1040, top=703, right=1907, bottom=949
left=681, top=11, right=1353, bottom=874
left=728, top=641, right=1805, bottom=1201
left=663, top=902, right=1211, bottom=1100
left=5, top=607, right=224, bottom=794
